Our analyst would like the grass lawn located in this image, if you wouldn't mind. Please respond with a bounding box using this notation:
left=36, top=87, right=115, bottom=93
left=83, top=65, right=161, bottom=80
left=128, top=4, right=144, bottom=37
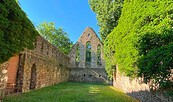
left=4, top=82, right=139, bottom=102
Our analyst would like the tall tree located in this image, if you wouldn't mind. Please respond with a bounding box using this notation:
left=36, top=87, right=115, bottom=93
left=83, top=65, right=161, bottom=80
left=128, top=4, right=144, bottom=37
left=36, top=21, right=73, bottom=54
left=89, top=0, right=124, bottom=41
left=104, top=0, right=173, bottom=88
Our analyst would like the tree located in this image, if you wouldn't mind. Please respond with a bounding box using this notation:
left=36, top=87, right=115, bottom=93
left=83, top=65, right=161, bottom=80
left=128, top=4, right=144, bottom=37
left=89, top=0, right=124, bottom=41
left=0, top=0, right=39, bottom=63
left=36, top=21, right=73, bottom=54
left=104, top=0, right=173, bottom=88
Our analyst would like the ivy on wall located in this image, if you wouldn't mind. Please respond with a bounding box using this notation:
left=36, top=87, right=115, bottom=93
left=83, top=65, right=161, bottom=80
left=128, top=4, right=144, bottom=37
left=104, top=0, right=173, bottom=87
left=0, top=0, right=39, bottom=63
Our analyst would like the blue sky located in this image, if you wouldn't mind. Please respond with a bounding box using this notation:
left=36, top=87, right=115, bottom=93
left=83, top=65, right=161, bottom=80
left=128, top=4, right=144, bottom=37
left=19, top=0, right=100, bottom=43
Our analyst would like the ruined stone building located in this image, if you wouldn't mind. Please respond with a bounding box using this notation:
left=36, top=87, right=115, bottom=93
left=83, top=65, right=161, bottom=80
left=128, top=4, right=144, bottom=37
left=0, top=27, right=171, bottom=101
left=0, top=27, right=108, bottom=98
left=68, top=27, right=108, bottom=82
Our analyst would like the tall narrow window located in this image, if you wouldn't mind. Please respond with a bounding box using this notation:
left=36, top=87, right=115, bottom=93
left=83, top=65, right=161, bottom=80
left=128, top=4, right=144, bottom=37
left=47, top=45, right=49, bottom=56
left=30, top=64, right=37, bottom=90
left=86, top=42, right=91, bottom=62
left=76, top=45, right=79, bottom=62
left=41, top=42, right=43, bottom=52
left=97, top=45, right=101, bottom=65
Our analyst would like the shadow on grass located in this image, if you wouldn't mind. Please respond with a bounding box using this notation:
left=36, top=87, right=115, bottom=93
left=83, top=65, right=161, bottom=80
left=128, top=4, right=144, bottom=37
left=126, top=90, right=173, bottom=102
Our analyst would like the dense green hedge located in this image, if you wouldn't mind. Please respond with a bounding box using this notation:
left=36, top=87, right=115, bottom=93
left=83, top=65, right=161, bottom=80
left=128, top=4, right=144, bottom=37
left=104, top=0, right=173, bottom=87
left=0, top=0, right=39, bottom=63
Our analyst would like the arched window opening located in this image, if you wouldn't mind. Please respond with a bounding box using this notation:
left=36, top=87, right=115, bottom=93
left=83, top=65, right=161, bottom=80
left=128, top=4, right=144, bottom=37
left=86, top=42, right=91, bottom=62
left=76, top=45, right=79, bottom=62
left=97, top=45, right=101, bottom=65
left=30, top=64, right=37, bottom=90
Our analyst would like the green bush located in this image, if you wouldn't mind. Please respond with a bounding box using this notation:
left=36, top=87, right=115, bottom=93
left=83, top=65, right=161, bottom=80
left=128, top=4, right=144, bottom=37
left=0, top=0, right=39, bottom=63
left=104, top=0, right=173, bottom=87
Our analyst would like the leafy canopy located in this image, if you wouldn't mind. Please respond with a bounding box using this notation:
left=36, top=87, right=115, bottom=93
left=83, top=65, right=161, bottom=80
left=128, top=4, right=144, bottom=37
left=89, top=0, right=124, bottom=41
left=36, top=21, right=73, bottom=55
left=0, top=0, right=39, bottom=63
left=104, top=0, right=173, bottom=87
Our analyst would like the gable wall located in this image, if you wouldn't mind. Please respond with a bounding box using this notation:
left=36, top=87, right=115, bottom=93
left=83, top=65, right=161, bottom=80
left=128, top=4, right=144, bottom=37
left=68, top=27, right=105, bottom=68
left=68, top=27, right=108, bottom=83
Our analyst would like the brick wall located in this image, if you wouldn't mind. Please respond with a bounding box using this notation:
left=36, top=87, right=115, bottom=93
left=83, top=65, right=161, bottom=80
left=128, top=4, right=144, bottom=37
left=113, top=67, right=172, bottom=102
left=0, top=35, right=70, bottom=97
left=0, top=62, right=9, bottom=99
left=68, top=68, right=108, bottom=83
left=7, top=55, right=19, bottom=85
left=19, top=36, right=70, bottom=92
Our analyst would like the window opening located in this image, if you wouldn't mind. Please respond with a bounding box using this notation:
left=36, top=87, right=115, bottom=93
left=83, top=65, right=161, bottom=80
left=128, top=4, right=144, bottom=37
left=86, top=42, right=91, bottom=62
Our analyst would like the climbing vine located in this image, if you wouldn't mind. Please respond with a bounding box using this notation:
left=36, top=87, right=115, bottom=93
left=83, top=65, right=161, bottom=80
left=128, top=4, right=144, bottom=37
left=104, top=0, right=173, bottom=87
left=0, top=0, right=39, bottom=63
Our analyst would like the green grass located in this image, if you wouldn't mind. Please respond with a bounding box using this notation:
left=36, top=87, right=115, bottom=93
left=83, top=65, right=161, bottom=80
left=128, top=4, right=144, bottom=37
left=4, top=82, right=139, bottom=102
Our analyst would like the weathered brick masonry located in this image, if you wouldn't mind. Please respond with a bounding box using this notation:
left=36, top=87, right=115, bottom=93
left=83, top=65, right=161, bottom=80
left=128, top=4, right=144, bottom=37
left=0, top=62, right=8, bottom=98
left=113, top=67, right=173, bottom=102
left=0, top=35, right=70, bottom=98
left=0, top=27, right=108, bottom=98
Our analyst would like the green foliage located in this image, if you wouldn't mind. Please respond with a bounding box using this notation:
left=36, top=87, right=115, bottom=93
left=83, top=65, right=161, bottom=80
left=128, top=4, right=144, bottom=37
left=89, top=0, right=124, bottom=41
left=36, top=21, right=73, bottom=55
left=59, top=64, right=63, bottom=67
left=138, top=43, right=173, bottom=87
left=104, top=0, right=173, bottom=88
left=76, top=45, right=79, bottom=62
left=0, top=0, right=39, bottom=63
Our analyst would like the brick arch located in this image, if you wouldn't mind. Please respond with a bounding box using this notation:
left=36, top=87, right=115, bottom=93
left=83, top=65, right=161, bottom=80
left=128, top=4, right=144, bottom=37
left=85, top=40, right=92, bottom=45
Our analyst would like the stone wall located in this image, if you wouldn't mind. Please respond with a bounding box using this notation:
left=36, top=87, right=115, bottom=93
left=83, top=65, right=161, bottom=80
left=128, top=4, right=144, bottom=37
left=0, top=62, right=9, bottom=99
left=0, top=35, right=70, bottom=98
left=17, top=36, right=70, bottom=92
left=68, top=68, right=108, bottom=83
left=68, top=27, right=108, bottom=83
left=113, top=67, right=173, bottom=102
